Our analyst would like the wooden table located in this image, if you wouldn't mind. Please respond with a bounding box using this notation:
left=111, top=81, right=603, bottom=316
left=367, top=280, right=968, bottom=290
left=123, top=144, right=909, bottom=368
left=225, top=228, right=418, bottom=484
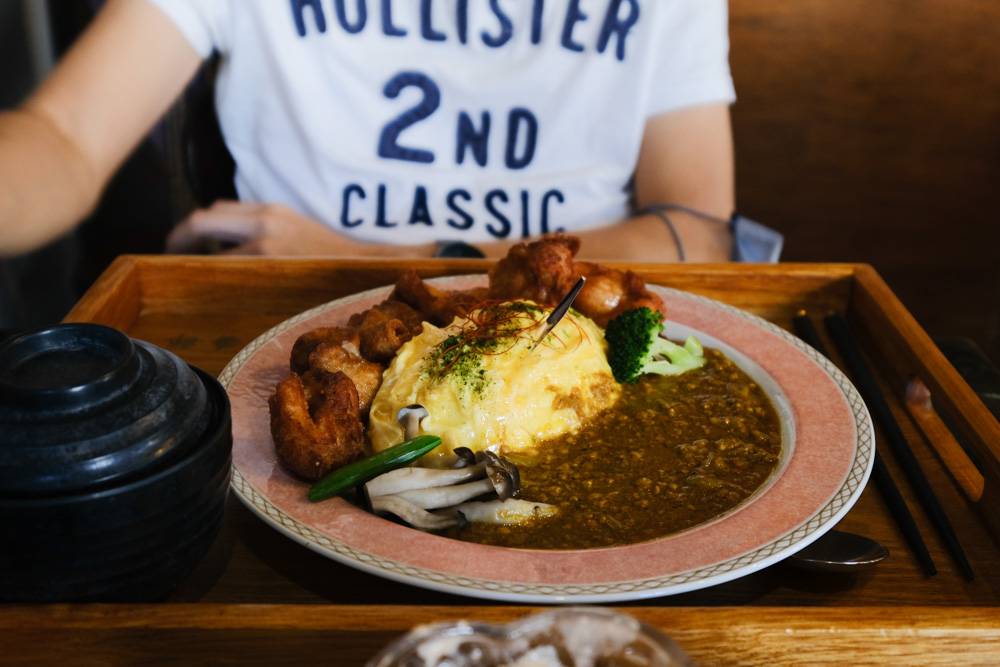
left=4, top=257, right=1000, bottom=664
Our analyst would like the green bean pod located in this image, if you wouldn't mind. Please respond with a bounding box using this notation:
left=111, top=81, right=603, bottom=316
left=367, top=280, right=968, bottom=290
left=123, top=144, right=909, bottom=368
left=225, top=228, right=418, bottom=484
left=308, top=435, right=443, bottom=502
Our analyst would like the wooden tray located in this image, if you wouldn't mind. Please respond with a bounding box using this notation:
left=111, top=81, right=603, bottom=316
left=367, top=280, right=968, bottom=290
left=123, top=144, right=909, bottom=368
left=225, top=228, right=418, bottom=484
left=4, top=256, right=999, bottom=664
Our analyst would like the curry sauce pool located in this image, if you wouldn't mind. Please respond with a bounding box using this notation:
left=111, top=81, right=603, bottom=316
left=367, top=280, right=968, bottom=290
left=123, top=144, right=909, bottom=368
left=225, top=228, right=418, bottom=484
left=452, top=348, right=782, bottom=550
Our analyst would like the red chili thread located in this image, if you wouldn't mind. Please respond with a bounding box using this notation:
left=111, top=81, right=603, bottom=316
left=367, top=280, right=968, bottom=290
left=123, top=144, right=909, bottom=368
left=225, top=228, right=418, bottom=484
left=435, top=300, right=587, bottom=374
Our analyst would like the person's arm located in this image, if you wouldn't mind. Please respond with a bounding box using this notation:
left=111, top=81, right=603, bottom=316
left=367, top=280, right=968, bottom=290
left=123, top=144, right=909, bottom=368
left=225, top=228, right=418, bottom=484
left=570, top=102, right=735, bottom=262
left=0, top=0, right=203, bottom=257
left=164, top=200, right=438, bottom=257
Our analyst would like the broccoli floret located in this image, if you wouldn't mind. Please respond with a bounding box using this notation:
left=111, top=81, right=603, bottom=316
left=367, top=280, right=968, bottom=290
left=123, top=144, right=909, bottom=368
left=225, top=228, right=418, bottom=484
left=604, top=307, right=706, bottom=384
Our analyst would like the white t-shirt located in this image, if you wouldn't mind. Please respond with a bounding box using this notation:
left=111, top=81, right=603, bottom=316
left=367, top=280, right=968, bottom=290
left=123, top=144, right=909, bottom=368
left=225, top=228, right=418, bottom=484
left=143, top=0, right=735, bottom=244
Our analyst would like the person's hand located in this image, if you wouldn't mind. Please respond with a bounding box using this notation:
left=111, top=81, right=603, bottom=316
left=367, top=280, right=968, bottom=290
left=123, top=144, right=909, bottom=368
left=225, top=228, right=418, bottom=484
left=166, top=200, right=356, bottom=255
left=165, top=200, right=435, bottom=257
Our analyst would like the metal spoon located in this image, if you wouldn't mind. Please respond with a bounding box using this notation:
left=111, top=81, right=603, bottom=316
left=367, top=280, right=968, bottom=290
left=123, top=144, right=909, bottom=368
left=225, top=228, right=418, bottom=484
left=787, top=529, right=890, bottom=572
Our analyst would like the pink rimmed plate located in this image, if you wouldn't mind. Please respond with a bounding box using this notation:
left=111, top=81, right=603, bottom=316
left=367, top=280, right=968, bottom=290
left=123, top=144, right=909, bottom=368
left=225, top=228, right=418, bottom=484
left=219, top=276, right=874, bottom=603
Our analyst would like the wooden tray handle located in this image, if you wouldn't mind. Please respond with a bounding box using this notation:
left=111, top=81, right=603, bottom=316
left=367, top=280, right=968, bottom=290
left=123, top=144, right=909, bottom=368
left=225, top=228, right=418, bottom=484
left=906, top=376, right=985, bottom=503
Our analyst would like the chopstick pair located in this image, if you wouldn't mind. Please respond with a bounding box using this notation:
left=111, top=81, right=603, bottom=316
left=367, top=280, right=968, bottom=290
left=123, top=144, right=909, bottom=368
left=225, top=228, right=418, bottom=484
left=793, top=313, right=961, bottom=579
left=821, top=313, right=974, bottom=581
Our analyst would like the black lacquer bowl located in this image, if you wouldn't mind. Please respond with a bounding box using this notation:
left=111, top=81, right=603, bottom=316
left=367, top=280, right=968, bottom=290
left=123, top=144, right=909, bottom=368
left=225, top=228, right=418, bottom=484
left=0, top=323, right=232, bottom=602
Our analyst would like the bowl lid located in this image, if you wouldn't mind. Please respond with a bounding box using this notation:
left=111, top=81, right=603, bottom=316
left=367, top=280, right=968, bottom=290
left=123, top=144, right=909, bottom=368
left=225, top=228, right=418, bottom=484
left=0, top=323, right=212, bottom=498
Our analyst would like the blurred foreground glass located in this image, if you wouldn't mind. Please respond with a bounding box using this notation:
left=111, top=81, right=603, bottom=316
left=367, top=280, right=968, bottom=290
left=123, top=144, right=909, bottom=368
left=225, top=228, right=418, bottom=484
left=367, top=607, right=693, bottom=667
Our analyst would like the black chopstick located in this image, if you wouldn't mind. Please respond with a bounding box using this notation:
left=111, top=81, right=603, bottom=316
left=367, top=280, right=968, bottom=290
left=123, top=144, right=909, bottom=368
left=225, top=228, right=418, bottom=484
left=793, top=313, right=937, bottom=577
left=531, top=276, right=585, bottom=350
left=823, top=313, right=974, bottom=581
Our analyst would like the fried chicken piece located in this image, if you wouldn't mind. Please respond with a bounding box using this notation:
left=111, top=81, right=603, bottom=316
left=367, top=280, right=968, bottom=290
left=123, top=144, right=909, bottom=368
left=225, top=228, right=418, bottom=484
left=487, top=233, right=580, bottom=306
left=485, top=233, right=665, bottom=326
left=349, top=299, right=424, bottom=335
left=344, top=305, right=417, bottom=364
left=289, top=326, right=360, bottom=374
left=359, top=315, right=413, bottom=364
left=268, top=371, right=365, bottom=481
left=307, top=341, right=384, bottom=417
left=388, top=269, right=483, bottom=326
left=572, top=261, right=667, bottom=327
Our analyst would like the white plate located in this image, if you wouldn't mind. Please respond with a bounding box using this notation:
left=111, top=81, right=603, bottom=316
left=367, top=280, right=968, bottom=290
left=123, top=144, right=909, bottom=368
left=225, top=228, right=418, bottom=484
left=220, top=277, right=874, bottom=603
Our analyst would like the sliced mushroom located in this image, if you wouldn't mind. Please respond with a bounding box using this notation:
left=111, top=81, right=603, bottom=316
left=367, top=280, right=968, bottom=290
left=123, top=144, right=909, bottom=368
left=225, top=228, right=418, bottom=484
left=367, top=451, right=521, bottom=508
left=429, top=446, right=479, bottom=470
left=362, top=446, right=532, bottom=530
left=397, top=404, right=429, bottom=441
left=452, top=447, right=477, bottom=468
left=364, top=462, right=490, bottom=497
left=479, top=451, right=520, bottom=501
left=362, top=405, right=529, bottom=532
left=369, top=494, right=465, bottom=531
left=436, top=499, right=559, bottom=525
left=391, top=477, right=497, bottom=509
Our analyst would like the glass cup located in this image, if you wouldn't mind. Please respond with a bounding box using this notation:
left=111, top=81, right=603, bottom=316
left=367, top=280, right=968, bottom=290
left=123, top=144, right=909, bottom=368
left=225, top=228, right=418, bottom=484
left=367, top=607, right=694, bottom=667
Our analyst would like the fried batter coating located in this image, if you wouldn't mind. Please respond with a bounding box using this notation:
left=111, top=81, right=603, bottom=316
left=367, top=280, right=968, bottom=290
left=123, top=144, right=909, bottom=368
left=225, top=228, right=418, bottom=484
left=389, top=269, right=484, bottom=326
left=344, top=307, right=415, bottom=363
left=487, top=233, right=579, bottom=306
left=349, top=299, right=424, bottom=335
left=268, top=372, right=365, bottom=481
left=308, top=342, right=384, bottom=417
left=359, top=316, right=413, bottom=365
left=290, top=326, right=360, bottom=374
left=486, top=233, right=666, bottom=326
left=573, top=261, right=667, bottom=327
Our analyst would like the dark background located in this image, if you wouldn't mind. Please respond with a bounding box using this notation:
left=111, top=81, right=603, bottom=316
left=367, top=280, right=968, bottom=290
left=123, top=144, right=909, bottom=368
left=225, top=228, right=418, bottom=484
left=729, top=0, right=1000, bottom=364
left=2, top=0, right=998, bottom=365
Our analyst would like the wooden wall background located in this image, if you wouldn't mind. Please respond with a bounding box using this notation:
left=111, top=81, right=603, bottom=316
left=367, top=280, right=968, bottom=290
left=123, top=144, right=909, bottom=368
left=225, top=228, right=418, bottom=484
left=728, top=0, right=1000, bottom=363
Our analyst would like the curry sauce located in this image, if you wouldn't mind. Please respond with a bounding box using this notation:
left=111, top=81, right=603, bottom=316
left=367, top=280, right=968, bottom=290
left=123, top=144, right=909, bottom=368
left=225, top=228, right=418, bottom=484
left=455, top=348, right=783, bottom=549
